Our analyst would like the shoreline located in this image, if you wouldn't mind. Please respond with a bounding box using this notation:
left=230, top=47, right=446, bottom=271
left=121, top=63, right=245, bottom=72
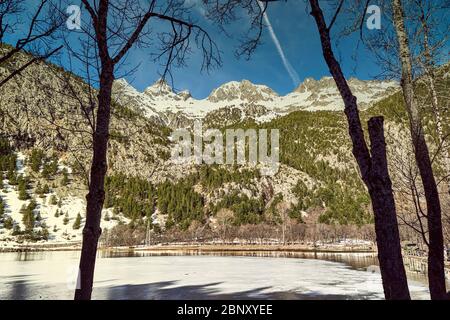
left=130, top=243, right=377, bottom=254
left=0, top=242, right=376, bottom=253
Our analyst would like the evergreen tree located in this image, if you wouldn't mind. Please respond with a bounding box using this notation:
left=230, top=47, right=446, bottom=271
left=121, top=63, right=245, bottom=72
left=12, top=224, right=21, bottom=236
left=41, top=164, right=52, bottom=179
left=7, top=169, right=17, bottom=185
left=35, top=182, right=44, bottom=196
left=50, top=195, right=58, bottom=205
left=42, top=226, right=49, bottom=240
left=18, top=176, right=30, bottom=200
left=28, top=199, right=38, bottom=211
left=21, top=204, right=35, bottom=231
left=0, top=197, right=4, bottom=218
left=42, top=184, right=50, bottom=194
left=165, top=216, right=175, bottom=229
left=4, top=216, right=13, bottom=229
left=29, top=149, right=44, bottom=172
left=73, top=213, right=82, bottom=229
left=41, top=154, right=58, bottom=179
left=63, top=212, right=69, bottom=225
left=104, top=191, right=113, bottom=208
left=61, top=168, right=69, bottom=186
left=0, top=139, right=17, bottom=173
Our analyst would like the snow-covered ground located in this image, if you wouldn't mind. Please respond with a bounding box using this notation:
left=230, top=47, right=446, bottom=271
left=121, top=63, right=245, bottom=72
left=0, top=152, right=122, bottom=246
left=0, top=252, right=430, bottom=300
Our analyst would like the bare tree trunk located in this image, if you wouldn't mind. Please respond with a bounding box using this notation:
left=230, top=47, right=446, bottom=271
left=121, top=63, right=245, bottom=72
left=392, top=0, right=447, bottom=300
left=68, top=0, right=219, bottom=301
left=418, top=4, right=450, bottom=195
left=426, top=76, right=449, bottom=193
left=368, top=117, right=411, bottom=299
left=74, top=61, right=114, bottom=300
left=425, top=69, right=450, bottom=197
left=309, top=0, right=410, bottom=300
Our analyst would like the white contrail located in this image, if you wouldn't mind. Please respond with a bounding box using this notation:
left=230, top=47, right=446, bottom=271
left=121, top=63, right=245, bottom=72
left=257, top=1, right=300, bottom=87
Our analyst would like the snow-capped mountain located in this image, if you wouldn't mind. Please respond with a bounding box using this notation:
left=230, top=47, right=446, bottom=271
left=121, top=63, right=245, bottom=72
left=207, top=80, right=278, bottom=103
left=112, top=76, right=398, bottom=127
left=289, top=77, right=398, bottom=111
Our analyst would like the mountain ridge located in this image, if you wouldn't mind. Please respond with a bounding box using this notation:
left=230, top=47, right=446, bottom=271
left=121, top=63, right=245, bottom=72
left=113, top=76, right=399, bottom=128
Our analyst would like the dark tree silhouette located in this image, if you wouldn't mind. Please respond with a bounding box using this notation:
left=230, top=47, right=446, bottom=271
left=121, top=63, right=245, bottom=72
left=413, top=0, right=450, bottom=196
left=392, top=0, right=447, bottom=300
left=52, top=0, right=221, bottom=300
left=203, top=0, right=410, bottom=299
left=307, top=0, right=410, bottom=300
left=0, top=0, right=62, bottom=88
left=338, top=0, right=449, bottom=299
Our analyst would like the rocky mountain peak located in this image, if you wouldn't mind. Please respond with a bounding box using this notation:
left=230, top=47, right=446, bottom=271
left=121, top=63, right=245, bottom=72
left=177, top=90, right=192, bottom=101
left=287, top=76, right=398, bottom=112
left=207, top=79, right=278, bottom=103
left=144, top=78, right=174, bottom=98
left=112, top=78, right=138, bottom=95
left=293, top=76, right=337, bottom=94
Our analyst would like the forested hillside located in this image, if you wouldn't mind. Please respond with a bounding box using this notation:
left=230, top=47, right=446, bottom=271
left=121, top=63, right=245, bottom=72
left=1, top=44, right=448, bottom=245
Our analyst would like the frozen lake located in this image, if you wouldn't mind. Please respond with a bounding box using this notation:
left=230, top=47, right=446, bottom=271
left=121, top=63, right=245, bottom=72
left=0, top=250, right=430, bottom=300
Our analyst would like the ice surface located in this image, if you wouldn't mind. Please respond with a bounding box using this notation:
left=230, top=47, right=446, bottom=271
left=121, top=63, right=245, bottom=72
left=0, top=252, right=429, bottom=300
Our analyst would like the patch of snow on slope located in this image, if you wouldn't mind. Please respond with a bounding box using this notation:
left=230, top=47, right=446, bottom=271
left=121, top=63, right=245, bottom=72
left=0, top=153, right=124, bottom=245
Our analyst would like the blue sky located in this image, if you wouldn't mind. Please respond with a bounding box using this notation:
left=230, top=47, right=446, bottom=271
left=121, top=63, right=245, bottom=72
left=3, top=1, right=397, bottom=99
left=116, top=0, right=383, bottom=98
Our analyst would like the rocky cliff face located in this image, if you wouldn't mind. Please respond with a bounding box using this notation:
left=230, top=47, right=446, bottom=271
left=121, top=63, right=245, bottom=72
left=0, top=48, right=172, bottom=181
